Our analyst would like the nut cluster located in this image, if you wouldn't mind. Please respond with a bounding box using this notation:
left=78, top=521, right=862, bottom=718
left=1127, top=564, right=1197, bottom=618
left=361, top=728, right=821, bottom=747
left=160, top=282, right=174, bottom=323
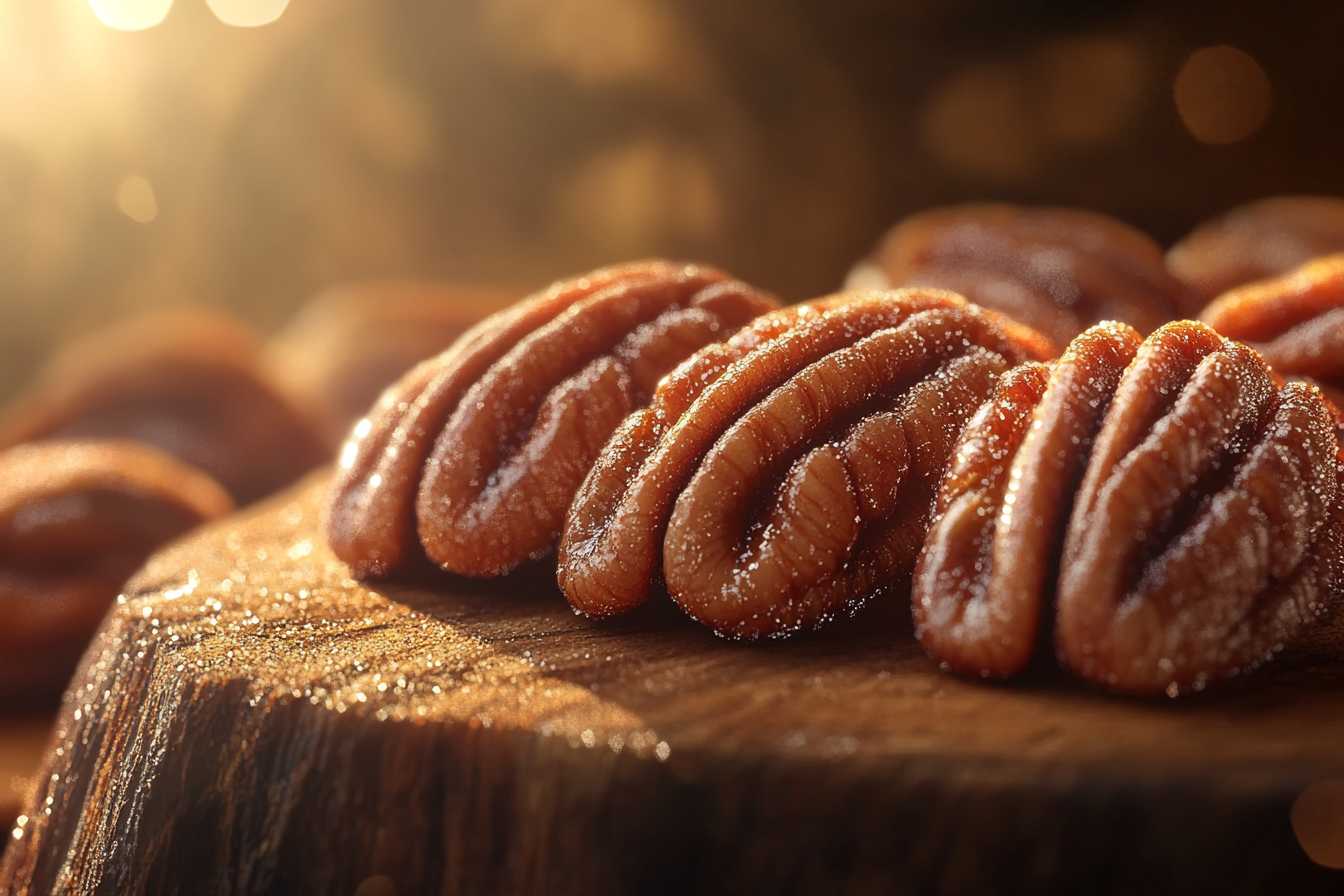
left=323, top=260, right=779, bottom=578
left=914, top=321, right=1344, bottom=695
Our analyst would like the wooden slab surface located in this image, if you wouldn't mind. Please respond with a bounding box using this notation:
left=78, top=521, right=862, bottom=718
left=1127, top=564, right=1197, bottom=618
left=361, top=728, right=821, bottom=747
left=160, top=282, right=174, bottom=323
left=3, top=472, right=1343, bottom=895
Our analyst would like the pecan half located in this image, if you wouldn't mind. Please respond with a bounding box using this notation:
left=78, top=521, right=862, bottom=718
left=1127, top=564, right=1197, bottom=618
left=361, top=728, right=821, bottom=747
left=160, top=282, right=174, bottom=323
left=324, top=260, right=779, bottom=578
left=0, top=440, right=234, bottom=699
left=1167, top=196, right=1344, bottom=306
left=846, top=204, right=1190, bottom=348
left=913, top=322, right=1143, bottom=678
left=0, top=309, right=329, bottom=506
left=1200, top=254, right=1344, bottom=412
left=560, top=290, right=1053, bottom=638
left=916, top=320, right=1343, bottom=695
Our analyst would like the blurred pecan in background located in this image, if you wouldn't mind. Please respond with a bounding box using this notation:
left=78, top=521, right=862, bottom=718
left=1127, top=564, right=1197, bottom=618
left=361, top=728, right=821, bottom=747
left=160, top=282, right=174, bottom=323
left=261, top=282, right=521, bottom=446
left=324, top=260, right=778, bottom=578
left=916, top=321, right=1343, bottom=696
left=1167, top=196, right=1344, bottom=306
left=561, top=290, right=1052, bottom=638
left=1200, top=253, right=1344, bottom=412
left=0, top=440, right=233, bottom=701
left=0, top=310, right=329, bottom=507
left=845, top=204, right=1191, bottom=350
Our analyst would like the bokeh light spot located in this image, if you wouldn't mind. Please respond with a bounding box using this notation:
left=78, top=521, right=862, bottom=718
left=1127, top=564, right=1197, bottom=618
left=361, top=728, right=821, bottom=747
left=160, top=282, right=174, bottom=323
left=1291, top=779, right=1344, bottom=868
left=1173, top=45, right=1272, bottom=145
left=205, top=0, right=290, bottom=28
left=86, top=0, right=174, bottom=31
left=116, top=176, right=158, bottom=223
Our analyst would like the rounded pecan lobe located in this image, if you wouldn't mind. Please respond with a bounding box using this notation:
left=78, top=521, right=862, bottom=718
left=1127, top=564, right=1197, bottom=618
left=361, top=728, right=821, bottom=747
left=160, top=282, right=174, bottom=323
left=1167, top=196, right=1344, bottom=305
left=0, top=440, right=234, bottom=697
left=1058, top=323, right=1341, bottom=695
left=560, top=290, right=1052, bottom=638
left=851, top=204, right=1189, bottom=348
left=323, top=260, right=778, bottom=578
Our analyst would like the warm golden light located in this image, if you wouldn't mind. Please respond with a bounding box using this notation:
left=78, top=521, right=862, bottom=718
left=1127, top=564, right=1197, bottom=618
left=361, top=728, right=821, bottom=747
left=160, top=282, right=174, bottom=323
left=1292, top=779, right=1344, bottom=868
left=116, top=175, right=159, bottom=223
left=205, top=0, right=289, bottom=28
left=86, top=0, right=174, bottom=31
left=1174, top=45, right=1272, bottom=145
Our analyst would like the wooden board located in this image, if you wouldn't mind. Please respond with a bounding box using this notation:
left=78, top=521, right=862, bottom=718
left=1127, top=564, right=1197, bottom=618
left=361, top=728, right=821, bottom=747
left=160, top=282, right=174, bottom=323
left=3, top=472, right=1344, bottom=895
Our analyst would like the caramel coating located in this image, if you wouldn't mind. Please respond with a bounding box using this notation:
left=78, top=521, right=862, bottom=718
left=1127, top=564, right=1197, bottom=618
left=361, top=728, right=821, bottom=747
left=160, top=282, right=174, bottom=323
left=848, top=204, right=1189, bottom=349
left=1168, top=196, right=1344, bottom=305
left=0, top=440, right=234, bottom=699
left=0, top=309, right=329, bottom=506
left=560, top=290, right=1053, bottom=638
left=914, top=322, right=1143, bottom=679
left=324, top=260, right=779, bottom=578
left=916, top=320, right=1343, bottom=696
left=1200, top=254, right=1344, bottom=411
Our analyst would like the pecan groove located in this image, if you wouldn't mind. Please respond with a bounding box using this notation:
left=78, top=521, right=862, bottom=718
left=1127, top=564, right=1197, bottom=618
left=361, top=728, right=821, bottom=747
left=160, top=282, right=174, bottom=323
left=323, top=261, right=778, bottom=578
left=915, top=320, right=1343, bottom=695
left=560, top=290, right=1052, bottom=638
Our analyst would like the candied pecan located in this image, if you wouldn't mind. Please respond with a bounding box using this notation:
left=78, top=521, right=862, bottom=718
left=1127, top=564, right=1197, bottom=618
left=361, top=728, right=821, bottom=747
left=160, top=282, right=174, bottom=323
left=261, top=282, right=520, bottom=445
left=1167, top=196, right=1344, bottom=305
left=916, top=320, right=1344, bottom=696
left=1199, top=254, right=1344, bottom=415
left=560, top=290, right=1053, bottom=638
left=846, top=204, right=1190, bottom=349
left=913, top=323, right=1142, bottom=678
left=0, top=309, right=329, bottom=506
left=0, top=440, right=234, bottom=699
left=324, top=260, right=779, bottom=578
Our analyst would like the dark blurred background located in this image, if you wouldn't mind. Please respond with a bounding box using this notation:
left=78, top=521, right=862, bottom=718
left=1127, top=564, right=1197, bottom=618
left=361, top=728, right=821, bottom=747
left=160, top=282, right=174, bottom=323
left=2, top=0, right=1343, bottom=400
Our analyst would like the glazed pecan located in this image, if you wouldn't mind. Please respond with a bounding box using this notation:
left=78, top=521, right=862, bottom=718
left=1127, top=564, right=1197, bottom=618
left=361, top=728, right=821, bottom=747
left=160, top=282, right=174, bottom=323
left=324, top=260, right=779, bottom=578
left=1200, top=254, right=1344, bottom=412
left=560, top=290, right=1053, bottom=638
left=0, top=309, right=329, bottom=506
left=0, top=440, right=234, bottom=699
left=846, top=204, right=1190, bottom=349
left=261, top=282, right=520, bottom=445
left=916, top=320, right=1343, bottom=696
left=1167, top=196, right=1344, bottom=305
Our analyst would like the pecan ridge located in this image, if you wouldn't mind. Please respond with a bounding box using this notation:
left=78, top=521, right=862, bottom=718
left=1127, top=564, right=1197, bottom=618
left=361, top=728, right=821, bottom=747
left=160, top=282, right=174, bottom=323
left=560, top=289, right=1053, bottom=638
left=915, top=320, right=1344, bottom=695
left=324, top=260, right=778, bottom=578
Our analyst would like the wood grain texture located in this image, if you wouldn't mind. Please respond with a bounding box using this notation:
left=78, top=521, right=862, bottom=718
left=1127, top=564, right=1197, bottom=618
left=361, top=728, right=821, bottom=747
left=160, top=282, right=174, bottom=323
left=3, top=472, right=1343, bottom=895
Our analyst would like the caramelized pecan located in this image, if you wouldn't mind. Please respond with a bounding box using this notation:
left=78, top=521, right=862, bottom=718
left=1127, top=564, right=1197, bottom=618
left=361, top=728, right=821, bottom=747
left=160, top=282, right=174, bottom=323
left=916, top=320, right=1343, bottom=695
left=261, top=282, right=520, bottom=445
left=846, top=204, right=1189, bottom=348
left=1168, top=196, right=1344, bottom=305
left=324, top=260, right=779, bottom=578
left=913, top=322, right=1143, bottom=678
left=0, top=309, right=329, bottom=506
left=560, top=290, right=1052, bottom=638
left=1199, top=254, right=1344, bottom=412
left=0, top=440, right=234, bottom=699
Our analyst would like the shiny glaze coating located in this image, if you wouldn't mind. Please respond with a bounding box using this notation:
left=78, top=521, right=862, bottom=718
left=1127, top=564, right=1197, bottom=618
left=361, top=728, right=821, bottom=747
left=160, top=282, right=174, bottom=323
left=915, top=321, right=1343, bottom=695
left=324, top=260, right=778, bottom=578
left=561, top=289, right=1052, bottom=638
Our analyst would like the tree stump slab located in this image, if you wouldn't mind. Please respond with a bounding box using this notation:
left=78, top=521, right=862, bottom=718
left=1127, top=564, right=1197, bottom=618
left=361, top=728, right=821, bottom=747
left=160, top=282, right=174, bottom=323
left=3, top=473, right=1344, bottom=894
